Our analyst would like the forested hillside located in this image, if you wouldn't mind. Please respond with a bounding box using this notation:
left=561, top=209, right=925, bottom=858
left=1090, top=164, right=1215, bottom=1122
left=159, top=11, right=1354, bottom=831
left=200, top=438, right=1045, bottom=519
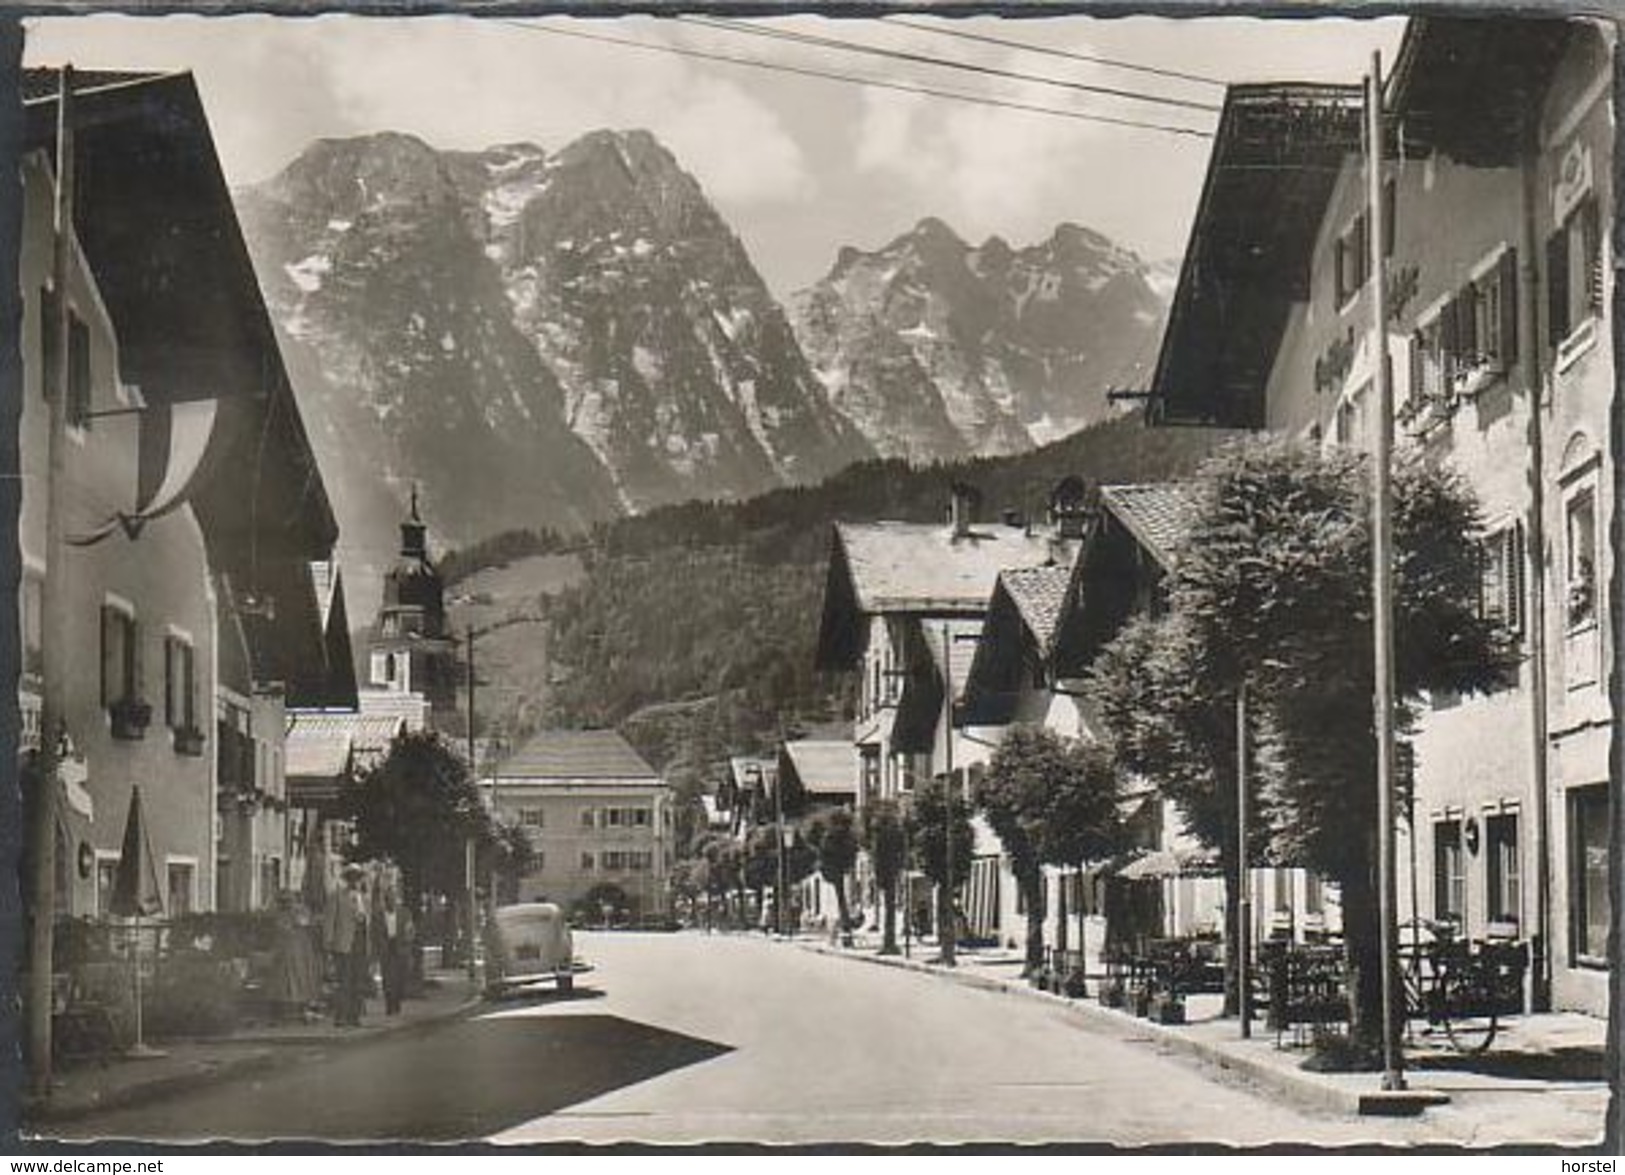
left=445, top=414, right=1238, bottom=804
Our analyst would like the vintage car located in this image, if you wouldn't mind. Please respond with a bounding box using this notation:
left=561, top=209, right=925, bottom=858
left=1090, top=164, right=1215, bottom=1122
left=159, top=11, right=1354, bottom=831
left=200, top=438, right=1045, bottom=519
left=483, top=902, right=584, bottom=998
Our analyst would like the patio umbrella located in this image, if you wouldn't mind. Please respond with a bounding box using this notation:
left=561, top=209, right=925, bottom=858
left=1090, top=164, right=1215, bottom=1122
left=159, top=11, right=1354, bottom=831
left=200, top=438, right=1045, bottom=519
left=1117, top=845, right=1222, bottom=881
left=109, top=786, right=165, bottom=1058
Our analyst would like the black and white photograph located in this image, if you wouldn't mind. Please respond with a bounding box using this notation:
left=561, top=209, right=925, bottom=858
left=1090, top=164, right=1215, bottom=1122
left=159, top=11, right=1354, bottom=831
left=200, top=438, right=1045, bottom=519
left=6, top=1, right=1623, bottom=1154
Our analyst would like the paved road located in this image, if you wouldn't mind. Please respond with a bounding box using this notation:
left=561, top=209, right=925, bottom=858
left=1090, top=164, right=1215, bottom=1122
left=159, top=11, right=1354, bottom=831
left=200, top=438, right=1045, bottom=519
left=48, top=932, right=1594, bottom=1146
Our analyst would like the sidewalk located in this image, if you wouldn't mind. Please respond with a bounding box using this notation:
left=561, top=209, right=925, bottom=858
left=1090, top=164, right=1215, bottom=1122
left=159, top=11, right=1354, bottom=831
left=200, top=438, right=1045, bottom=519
left=794, top=932, right=1609, bottom=1146
left=22, top=965, right=481, bottom=1129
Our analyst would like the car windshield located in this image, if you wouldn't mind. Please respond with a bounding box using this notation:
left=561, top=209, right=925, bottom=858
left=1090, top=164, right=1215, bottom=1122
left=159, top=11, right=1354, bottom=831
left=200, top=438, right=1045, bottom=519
left=497, top=909, right=560, bottom=933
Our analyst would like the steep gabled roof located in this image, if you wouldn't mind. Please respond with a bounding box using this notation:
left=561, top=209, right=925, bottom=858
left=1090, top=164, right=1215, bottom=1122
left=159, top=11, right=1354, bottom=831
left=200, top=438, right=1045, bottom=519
left=1099, top=483, right=1200, bottom=571
left=496, top=728, right=659, bottom=783
left=999, top=566, right=1073, bottom=654
left=816, top=519, right=1075, bottom=671
left=779, top=740, right=858, bottom=798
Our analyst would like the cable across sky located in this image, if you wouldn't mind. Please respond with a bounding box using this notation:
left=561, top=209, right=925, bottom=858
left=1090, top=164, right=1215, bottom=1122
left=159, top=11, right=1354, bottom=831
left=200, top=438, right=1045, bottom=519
left=677, top=15, right=1224, bottom=114
left=495, top=19, right=1217, bottom=141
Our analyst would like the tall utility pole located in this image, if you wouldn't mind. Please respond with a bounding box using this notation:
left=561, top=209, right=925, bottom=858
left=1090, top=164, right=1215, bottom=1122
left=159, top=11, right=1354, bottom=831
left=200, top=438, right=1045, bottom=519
left=1237, top=681, right=1251, bottom=1040
left=29, top=65, right=75, bottom=1098
left=774, top=761, right=787, bottom=936
left=939, top=622, right=956, bottom=968
left=1365, top=51, right=1405, bottom=1093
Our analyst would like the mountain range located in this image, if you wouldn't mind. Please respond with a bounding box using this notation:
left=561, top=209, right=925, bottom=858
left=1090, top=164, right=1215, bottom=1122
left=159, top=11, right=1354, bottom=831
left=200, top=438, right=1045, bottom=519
left=236, top=128, right=1170, bottom=609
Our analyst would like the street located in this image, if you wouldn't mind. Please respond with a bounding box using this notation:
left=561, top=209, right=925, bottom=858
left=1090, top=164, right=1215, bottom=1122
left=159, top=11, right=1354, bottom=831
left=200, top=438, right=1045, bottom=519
left=40, top=930, right=1576, bottom=1147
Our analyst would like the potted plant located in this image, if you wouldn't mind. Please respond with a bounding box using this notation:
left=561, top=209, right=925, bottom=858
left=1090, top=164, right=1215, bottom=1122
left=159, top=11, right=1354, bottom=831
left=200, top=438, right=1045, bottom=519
left=109, top=697, right=152, bottom=740
left=173, top=724, right=207, bottom=757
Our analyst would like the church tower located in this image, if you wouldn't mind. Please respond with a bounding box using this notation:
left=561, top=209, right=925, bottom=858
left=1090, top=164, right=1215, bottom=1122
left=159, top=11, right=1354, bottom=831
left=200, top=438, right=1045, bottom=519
left=366, top=488, right=456, bottom=723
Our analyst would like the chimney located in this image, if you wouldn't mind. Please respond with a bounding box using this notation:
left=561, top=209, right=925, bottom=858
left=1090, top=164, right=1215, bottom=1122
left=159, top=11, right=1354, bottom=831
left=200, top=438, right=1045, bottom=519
left=949, top=481, right=982, bottom=538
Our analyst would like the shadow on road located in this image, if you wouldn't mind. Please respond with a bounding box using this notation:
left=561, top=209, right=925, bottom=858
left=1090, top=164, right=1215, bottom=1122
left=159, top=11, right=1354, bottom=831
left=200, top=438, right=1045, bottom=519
left=1407, top=1046, right=1603, bottom=1083
left=47, top=1014, right=734, bottom=1144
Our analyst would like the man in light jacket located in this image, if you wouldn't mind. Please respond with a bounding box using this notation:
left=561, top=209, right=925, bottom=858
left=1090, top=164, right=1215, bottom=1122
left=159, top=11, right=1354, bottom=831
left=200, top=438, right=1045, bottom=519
left=324, top=864, right=370, bottom=1027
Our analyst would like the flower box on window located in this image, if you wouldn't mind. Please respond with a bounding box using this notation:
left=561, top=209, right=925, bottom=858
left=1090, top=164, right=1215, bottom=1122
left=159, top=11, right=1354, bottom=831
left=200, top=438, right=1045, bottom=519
left=109, top=697, right=152, bottom=740
left=173, top=725, right=207, bottom=757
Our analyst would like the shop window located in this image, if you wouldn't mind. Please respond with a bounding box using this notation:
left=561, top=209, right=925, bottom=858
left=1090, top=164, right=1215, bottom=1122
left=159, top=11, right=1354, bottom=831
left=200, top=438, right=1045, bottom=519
left=1486, top=814, right=1520, bottom=927
left=1565, top=487, right=1598, bottom=629
left=1569, top=784, right=1609, bottom=966
left=1433, top=820, right=1464, bottom=925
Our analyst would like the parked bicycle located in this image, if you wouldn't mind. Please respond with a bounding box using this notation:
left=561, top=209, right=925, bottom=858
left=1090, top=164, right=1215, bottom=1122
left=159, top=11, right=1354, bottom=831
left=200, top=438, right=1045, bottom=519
left=1398, top=919, right=1527, bottom=1055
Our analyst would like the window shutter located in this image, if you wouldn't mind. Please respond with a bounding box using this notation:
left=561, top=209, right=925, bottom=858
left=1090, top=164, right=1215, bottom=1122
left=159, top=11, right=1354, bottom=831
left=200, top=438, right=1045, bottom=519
left=1383, top=179, right=1397, bottom=257
left=1458, top=284, right=1479, bottom=362
left=1440, top=296, right=1460, bottom=382
left=1498, top=247, right=1519, bottom=365
left=183, top=643, right=196, bottom=729
left=1548, top=227, right=1571, bottom=347
left=1507, top=521, right=1526, bottom=637
left=164, top=636, right=176, bottom=727
left=1583, top=197, right=1604, bottom=314
left=101, top=604, right=114, bottom=707
left=130, top=617, right=144, bottom=701
left=67, top=314, right=91, bottom=427
left=1409, top=330, right=1424, bottom=402
left=1335, top=236, right=1347, bottom=305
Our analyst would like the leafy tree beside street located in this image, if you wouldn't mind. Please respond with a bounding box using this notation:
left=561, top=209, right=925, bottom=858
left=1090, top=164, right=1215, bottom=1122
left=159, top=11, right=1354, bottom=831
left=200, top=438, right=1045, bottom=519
left=978, top=726, right=1120, bottom=977
left=1090, top=438, right=1514, bottom=1058
left=804, top=808, right=861, bottom=942
left=907, top=776, right=975, bottom=956
left=860, top=798, right=908, bottom=955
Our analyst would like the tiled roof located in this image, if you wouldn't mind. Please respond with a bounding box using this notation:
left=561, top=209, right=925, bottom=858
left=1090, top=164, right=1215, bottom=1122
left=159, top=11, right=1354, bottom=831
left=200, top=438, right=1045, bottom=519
left=1100, top=484, right=1201, bottom=570
left=781, top=740, right=858, bottom=796
left=836, top=521, right=1074, bottom=614
left=285, top=711, right=405, bottom=779
left=999, top=566, right=1073, bottom=652
left=496, top=728, right=658, bottom=782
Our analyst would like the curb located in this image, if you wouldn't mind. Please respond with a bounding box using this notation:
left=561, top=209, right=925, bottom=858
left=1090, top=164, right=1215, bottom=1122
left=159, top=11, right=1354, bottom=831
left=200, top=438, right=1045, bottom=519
left=23, top=988, right=483, bottom=1128
left=794, top=940, right=1447, bottom=1120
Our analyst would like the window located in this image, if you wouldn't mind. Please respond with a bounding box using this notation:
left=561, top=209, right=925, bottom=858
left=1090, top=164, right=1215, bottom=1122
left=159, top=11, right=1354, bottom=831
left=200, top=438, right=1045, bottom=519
left=164, top=635, right=198, bottom=731
left=1566, top=487, right=1597, bottom=629
left=1409, top=250, right=1519, bottom=409
left=38, top=285, right=58, bottom=401
left=1478, top=523, right=1525, bottom=637
left=67, top=312, right=92, bottom=427
left=1570, top=784, right=1609, bottom=965
left=580, top=808, right=596, bottom=829
left=518, top=807, right=545, bottom=829
left=1486, top=814, right=1520, bottom=927
left=95, top=855, right=119, bottom=917
left=100, top=603, right=140, bottom=707
left=1548, top=194, right=1602, bottom=351
left=21, top=569, right=42, bottom=681
left=1333, top=383, right=1370, bottom=449
left=861, top=750, right=880, bottom=805
left=1434, top=820, right=1464, bottom=924
left=1304, top=872, right=1325, bottom=916
left=1335, top=213, right=1369, bottom=308
left=167, top=861, right=196, bottom=917
left=579, top=851, right=595, bottom=872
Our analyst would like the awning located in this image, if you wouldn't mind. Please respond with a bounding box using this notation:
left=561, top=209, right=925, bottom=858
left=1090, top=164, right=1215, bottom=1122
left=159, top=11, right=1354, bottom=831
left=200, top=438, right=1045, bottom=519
left=1117, top=845, right=1222, bottom=881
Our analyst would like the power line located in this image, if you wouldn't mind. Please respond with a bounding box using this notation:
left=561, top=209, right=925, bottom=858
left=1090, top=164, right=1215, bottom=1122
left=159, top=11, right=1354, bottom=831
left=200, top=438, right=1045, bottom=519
left=679, top=15, right=1222, bottom=114
left=885, top=17, right=1228, bottom=90
left=495, top=20, right=1214, bottom=140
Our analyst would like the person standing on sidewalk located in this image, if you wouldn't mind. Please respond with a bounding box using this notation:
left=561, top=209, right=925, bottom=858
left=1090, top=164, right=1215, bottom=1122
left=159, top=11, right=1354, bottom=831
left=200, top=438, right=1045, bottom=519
left=325, top=865, right=370, bottom=1027
left=374, top=873, right=414, bottom=1016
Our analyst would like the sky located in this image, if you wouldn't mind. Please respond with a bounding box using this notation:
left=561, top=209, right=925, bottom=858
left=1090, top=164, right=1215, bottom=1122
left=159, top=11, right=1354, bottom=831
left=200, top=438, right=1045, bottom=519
left=23, top=13, right=1404, bottom=297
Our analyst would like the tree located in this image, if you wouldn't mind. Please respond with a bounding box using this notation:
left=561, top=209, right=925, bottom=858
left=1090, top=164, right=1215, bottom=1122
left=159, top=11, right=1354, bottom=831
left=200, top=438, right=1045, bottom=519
left=804, top=807, right=861, bottom=942
left=860, top=798, right=908, bottom=955
left=481, top=816, right=535, bottom=906
left=976, top=727, right=1053, bottom=976
left=1091, top=437, right=1512, bottom=1055
left=907, top=776, right=974, bottom=953
left=344, top=730, right=488, bottom=913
